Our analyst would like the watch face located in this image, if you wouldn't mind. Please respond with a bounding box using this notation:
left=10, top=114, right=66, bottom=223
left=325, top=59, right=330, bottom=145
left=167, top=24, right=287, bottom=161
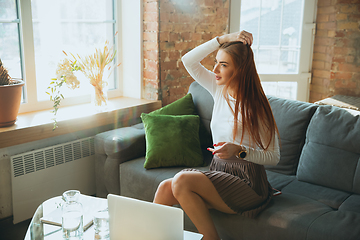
left=240, top=151, right=247, bottom=158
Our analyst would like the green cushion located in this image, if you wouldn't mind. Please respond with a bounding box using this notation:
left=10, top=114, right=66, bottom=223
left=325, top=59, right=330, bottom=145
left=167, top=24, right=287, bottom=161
left=141, top=113, right=203, bottom=169
left=150, top=93, right=197, bottom=116
left=150, top=93, right=212, bottom=148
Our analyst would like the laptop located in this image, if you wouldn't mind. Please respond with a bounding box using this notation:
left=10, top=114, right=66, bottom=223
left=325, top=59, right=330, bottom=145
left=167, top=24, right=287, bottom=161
left=108, top=194, right=201, bottom=240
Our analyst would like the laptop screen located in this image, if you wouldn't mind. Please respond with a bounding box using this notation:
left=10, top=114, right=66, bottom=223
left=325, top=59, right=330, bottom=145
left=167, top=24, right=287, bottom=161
left=107, top=194, right=184, bottom=240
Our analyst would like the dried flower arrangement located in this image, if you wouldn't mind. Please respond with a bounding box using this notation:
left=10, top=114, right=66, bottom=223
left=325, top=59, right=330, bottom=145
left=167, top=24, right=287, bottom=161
left=71, top=41, right=116, bottom=107
left=47, top=41, right=117, bottom=130
left=46, top=59, right=81, bottom=130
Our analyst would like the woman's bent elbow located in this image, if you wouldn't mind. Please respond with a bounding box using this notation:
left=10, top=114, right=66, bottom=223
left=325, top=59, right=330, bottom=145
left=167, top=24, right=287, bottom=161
left=270, top=154, right=280, bottom=166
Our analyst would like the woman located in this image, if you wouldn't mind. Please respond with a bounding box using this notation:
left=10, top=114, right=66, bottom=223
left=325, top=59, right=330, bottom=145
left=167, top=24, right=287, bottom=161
left=153, top=31, right=280, bottom=240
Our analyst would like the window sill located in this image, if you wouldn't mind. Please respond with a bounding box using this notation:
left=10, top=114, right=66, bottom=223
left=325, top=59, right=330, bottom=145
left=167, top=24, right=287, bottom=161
left=0, top=97, right=161, bottom=148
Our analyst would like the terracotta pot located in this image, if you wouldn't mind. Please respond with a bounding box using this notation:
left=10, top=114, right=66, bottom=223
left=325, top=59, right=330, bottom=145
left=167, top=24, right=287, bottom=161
left=0, top=80, right=25, bottom=127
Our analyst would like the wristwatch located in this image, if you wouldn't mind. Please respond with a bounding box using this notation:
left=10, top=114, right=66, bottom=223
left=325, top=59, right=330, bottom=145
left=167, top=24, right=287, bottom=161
left=236, top=147, right=247, bottom=159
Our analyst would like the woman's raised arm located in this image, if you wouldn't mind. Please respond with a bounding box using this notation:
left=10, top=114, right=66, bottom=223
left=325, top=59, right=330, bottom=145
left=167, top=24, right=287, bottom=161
left=181, top=38, right=219, bottom=96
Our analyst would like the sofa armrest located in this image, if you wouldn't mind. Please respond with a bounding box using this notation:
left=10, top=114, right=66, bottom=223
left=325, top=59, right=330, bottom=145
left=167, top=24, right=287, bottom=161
left=95, top=123, right=146, bottom=197
left=95, top=123, right=146, bottom=161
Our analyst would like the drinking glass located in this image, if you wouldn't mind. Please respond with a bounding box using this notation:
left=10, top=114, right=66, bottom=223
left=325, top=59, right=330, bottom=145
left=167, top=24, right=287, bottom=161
left=94, top=209, right=110, bottom=240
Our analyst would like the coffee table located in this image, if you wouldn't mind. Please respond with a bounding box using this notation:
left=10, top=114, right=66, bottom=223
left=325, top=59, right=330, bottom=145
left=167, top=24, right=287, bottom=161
left=24, top=195, right=203, bottom=240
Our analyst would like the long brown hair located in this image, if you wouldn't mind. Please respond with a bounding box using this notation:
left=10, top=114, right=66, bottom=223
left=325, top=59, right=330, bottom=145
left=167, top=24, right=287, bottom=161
left=219, top=41, right=279, bottom=150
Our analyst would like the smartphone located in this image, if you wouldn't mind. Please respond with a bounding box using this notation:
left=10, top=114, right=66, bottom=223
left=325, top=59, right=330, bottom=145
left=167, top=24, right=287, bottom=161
left=273, top=188, right=282, bottom=196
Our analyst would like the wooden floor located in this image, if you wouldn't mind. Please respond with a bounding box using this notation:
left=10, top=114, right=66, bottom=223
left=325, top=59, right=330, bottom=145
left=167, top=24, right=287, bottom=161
left=0, top=217, right=31, bottom=240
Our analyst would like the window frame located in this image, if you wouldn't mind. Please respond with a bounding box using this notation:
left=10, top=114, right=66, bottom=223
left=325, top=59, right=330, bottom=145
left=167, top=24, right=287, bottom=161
left=15, top=0, right=143, bottom=114
left=230, top=0, right=317, bottom=102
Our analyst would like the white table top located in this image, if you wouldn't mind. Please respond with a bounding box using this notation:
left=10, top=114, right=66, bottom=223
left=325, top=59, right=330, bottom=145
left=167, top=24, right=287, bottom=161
left=24, top=195, right=203, bottom=240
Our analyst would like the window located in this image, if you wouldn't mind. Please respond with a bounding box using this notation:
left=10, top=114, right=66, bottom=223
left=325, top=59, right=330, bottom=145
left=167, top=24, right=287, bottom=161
left=0, top=0, right=126, bottom=113
left=0, top=0, right=22, bottom=85
left=230, top=0, right=317, bottom=101
left=31, top=0, right=116, bottom=102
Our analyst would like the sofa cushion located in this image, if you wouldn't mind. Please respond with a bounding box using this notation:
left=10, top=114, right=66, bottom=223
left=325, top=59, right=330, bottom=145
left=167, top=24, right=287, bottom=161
left=150, top=92, right=212, bottom=150
left=297, top=106, right=360, bottom=194
left=211, top=193, right=332, bottom=240
left=120, top=157, right=180, bottom=202
left=306, top=211, right=360, bottom=240
left=187, top=81, right=214, bottom=134
left=266, top=97, right=318, bottom=175
left=187, top=82, right=214, bottom=155
left=266, top=170, right=296, bottom=191
left=306, top=193, right=360, bottom=240
left=339, top=194, right=360, bottom=213
left=119, top=157, right=209, bottom=232
left=141, top=113, right=203, bottom=169
left=281, top=179, right=351, bottom=210
left=119, top=157, right=210, bottom=202
left=151, top=93, right=197, bottom=116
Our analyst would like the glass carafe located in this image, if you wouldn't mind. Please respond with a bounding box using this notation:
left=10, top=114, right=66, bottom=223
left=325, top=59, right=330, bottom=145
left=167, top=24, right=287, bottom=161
left=62, top=190, right=83, bottom=240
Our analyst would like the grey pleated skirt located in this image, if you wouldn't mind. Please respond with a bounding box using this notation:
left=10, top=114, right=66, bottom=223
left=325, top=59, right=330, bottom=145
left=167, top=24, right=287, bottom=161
left=182, top=155, right=273, bottom=218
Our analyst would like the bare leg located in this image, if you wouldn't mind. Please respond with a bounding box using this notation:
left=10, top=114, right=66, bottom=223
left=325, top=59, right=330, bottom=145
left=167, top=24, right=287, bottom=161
left=153, top=178, right=179, bottom=206
left=172, top=171, right=236, bottom=240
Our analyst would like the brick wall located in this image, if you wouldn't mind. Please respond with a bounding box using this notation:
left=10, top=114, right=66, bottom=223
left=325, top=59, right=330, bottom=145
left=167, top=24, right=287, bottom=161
left=143, top=0, right=160, bottom=100
left=144, top=0, right=360, bottom=104
left=143, top=0, right=229, bottom=105
left=310, top=0, right=360, bottom=103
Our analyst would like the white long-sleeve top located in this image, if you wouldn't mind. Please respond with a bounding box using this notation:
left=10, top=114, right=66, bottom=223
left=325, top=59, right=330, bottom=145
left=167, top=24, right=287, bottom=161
left=181, top=37, right=280, bottom=166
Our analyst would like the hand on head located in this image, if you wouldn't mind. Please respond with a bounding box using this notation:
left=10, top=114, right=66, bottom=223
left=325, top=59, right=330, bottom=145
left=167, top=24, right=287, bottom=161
left=218, top=31, right=253, bottom=46
left=237, top=30, right=253, bottom=46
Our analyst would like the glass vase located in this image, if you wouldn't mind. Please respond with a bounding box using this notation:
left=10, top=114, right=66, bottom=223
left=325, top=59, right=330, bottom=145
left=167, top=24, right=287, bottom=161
left=91, top=84, right=108, bottom=112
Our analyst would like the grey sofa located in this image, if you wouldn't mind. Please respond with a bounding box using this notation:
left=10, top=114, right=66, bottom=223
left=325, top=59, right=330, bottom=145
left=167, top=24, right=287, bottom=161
left=95, top=81, right=360, bottom=240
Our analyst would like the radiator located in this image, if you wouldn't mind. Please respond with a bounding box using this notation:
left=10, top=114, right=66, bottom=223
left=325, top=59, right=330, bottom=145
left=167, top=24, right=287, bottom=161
left=10, top=137, right=96, bottom=224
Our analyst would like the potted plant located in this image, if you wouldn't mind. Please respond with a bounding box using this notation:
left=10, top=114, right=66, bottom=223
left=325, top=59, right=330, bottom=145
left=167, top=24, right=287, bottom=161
left=0, top=59, right=25, bottom=127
